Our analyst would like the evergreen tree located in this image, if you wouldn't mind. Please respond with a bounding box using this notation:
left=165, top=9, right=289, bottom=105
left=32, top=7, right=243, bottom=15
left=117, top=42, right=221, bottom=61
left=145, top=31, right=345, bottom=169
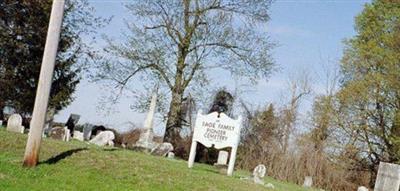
left=0, top=0, right=103, bottom=119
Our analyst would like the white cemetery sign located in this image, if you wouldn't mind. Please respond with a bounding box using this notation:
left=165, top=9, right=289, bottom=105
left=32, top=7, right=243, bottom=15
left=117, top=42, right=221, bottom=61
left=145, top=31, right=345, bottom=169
left=188, top=110, right=242, bottom=176
left=374, top=162, right=400, bottom=191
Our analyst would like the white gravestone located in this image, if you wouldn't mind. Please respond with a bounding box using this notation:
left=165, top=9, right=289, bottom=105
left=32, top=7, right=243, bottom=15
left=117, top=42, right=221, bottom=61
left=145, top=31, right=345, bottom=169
left=188, top=110, right=242, bottom=176
left=83, top=124, right=93, bottom=141
left=374, top=162, right=400, bottom=191
left=217, top=151, right=229, bottom=165
left=89, top=130, right=115, bottom=147
left=73, top=131, right=84, bottom=141
left=253, top=164, right=266, bottom=184
left=63, top=127, right=70, bottom=142
left=303, top=176, right=313, bottom=187
left=167, top=152, right=175, bottom=159
left=358, top=186, right=368, bottom=191
left=136, top=87, right=158, bottom=150
left=265, top=183, right=275, bottom=189
left=6, top=114, right=24, bottom=133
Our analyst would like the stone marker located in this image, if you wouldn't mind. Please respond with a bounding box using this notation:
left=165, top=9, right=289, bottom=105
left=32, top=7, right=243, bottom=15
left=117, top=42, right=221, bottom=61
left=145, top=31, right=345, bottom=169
left=188, top=110, right=242, bottom=176
left=253, top=164, right=266, bottom=185
left=167, top=152, right=175, bottom=159
left=43, top=108, right=55, bottom=137
left=303, top=176, right=313, bottom=187
left=73, top=131, right=84, bottom=141
left=6, top=114, right=24, bottom=133
left=135, top=86, right=159, bottom=150
left=65, top=114, right=80, bottom=137
left=265, top=183, right=275, bottom=189
left=89, top=130, right=115, bottom=147
left=63, top=127, right=70, bottom=142
left=0, top=120, right=3, bottom=126
left=151, top=142, right=173, bottom=156
left=49, top=126, right=65, bottom=140
left=216, top=151, right=229, bottom=165
left=83, top=124, right=93, bottom=141
left=374, top=162, right=400, bottom=191
left=357, top=186, right=368, bottom=191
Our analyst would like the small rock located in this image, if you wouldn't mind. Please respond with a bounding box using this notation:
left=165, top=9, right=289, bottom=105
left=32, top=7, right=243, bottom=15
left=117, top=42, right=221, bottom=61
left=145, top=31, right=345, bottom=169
left=167, top=152, right=175, bottom=159
left=265, top=183, right=275, bottom=189
left=357, top=186, right=368, bottom=191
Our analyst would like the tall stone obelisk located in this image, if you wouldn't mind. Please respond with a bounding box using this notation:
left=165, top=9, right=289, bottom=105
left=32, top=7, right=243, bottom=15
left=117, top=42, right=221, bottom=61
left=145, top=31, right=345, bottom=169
left=136, top=85, right=158, bottom=149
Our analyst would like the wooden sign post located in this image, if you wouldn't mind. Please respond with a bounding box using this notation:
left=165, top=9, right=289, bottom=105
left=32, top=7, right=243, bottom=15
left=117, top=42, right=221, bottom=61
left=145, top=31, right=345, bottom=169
left=188, top=110, right=242, bottom=176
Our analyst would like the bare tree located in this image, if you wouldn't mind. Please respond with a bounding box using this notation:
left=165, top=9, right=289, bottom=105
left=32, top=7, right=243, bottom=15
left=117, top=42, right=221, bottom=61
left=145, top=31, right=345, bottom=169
left=94, top=0, right=274, bottom=146
left=278, top=71, right=312, bottom=153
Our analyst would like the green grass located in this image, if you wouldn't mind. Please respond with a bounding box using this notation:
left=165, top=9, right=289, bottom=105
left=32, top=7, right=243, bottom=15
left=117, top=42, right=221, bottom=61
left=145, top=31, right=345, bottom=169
left=0, top=129, right=313, bottom=191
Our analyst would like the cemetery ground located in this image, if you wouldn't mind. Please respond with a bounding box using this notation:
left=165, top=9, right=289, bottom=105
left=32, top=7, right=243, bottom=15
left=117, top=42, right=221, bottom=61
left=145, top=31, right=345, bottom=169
left=0, top=128, right=314, bottom=191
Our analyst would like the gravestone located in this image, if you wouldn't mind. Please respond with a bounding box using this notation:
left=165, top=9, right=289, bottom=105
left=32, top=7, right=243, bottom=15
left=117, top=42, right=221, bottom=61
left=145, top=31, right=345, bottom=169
left=43, top=108, right=55, bottom=137
left=83, top=124, right=93, bottom=141
left=135, top=86, right=158, bottom=150
left=303, top=176, right=313, bottom=187
left=216, top=151, right=229, bottom=166
left=65, top=114, right=80, bottom=137
left=73, top=130, right=84, bottom=141
left=6, top=114, right=24, bottom=133
left=188, top=110, right=242, bottom=176
left=63, top=127, right=71, bottom=142
left=265, top=183, right=275, bottom=189
left=253, top=164, right=266, bottom=184
left=89, top=130, right=115, bottom=147
left=167, top=152, right=175, bottom=159
left=151, top=142, right=173, bottom=156
left=374, top=162, right=400, bottom=191
left=49, top=126, right=65, bottom=140
left=358, top=186, right=368, bottom=191
left=0, top=120, right=3, bottom=127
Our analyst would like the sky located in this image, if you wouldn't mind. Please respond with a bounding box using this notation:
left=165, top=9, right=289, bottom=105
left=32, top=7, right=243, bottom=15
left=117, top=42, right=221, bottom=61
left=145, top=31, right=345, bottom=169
left=54, top=0, right=371, bottom=134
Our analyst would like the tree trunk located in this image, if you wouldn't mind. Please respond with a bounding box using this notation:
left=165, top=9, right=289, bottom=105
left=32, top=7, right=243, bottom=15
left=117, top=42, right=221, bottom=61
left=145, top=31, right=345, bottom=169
left=164, top=90, right=183, bottom=146
left=0, top=102, right=4, bottom=121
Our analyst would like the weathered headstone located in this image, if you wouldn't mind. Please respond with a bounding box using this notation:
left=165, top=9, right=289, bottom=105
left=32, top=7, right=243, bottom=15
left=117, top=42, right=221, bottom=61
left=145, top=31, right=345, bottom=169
left=216, top=151, right=229, bottom=165
left=167, top=152, right=175, bottom=159
left=65, top=114, right=80, bottom=137
left=135, top=86, right=158, bottom=150
left=265, top=183, right=275, bottom=189
left=303, top=176, right=313, bottom=187
left=73, top=130, right=84, bottom=141
left=63, top=127, right=70, bottom=142
left=43, top=108, right=55, bottom=137
left=374, top=162, right=400, bottom=191
left=188, top=110, right=242, bottom=176
left=358, top=186, right=368, bottom=191
left=49, top=126, right=65, bottom=140
left=89, top=130, right=115, bottom=147
left=253, top=164, right=266, bottom=184
left=6, top=114, right=24, bottom=133
left=83, top=124, right=93, bottom=141
left=151, top=142, right=173, bottom=156
left=0, top=120, right=3, bottom=127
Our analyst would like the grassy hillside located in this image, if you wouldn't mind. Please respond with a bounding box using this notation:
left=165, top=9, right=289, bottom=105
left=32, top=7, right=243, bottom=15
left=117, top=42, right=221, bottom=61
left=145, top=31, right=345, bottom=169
left=0, top=128, right=313, bottom=191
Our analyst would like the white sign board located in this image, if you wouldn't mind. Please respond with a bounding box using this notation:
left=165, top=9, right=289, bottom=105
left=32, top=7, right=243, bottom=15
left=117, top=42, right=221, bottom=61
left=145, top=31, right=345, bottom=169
left=374, top=162, right=400, bottom=191
left=188, top=110, right=242, bottom=176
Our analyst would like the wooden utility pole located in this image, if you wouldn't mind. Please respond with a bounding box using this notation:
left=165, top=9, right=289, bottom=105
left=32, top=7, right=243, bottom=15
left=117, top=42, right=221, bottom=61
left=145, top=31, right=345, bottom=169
left=23, top=0, right=65, bottom=167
